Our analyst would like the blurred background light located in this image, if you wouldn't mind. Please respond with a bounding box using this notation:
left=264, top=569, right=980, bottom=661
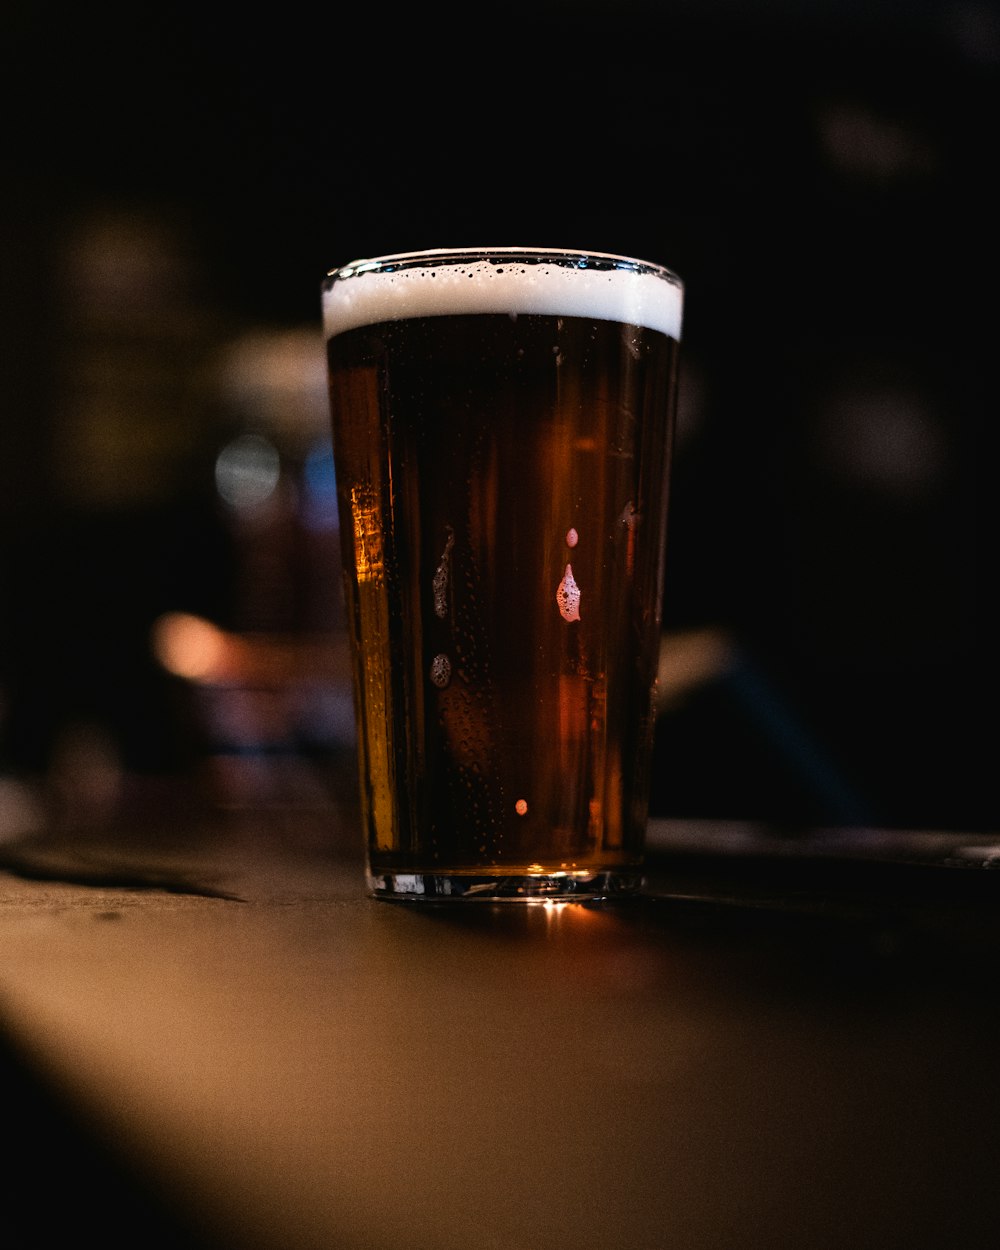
left=215, top=433, right=282, bottom=511
left=302, top=439, right=339, bottom=533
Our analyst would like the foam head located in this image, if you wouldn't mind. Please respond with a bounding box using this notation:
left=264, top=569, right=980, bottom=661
left=322, top=248, right=684, bottom=341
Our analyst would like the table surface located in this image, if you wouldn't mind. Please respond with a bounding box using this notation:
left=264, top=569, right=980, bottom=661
left=3, top=809, right=1000, bottom=1250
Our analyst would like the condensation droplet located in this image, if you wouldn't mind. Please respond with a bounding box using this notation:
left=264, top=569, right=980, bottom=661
left=557, top=564, right=581, bottom=622
left=429, top=653, right=452, bottom=687
left=565, top=527, right=578, bottom=548
left=515, top=799, right=528, bottom=816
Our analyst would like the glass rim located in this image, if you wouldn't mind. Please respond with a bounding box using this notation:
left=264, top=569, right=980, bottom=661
left=325, top=246, right=683, bottom=289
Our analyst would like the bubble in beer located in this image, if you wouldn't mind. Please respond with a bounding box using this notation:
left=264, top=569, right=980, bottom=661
left=620, top=501, right=639, bottom=529
left=566, top=528, right=579, bottom=548
left=515, top=799, right=528, bottom=816
left=557, top=564, right=581, bottom=622
left=430, top=654, right=452, bottom=688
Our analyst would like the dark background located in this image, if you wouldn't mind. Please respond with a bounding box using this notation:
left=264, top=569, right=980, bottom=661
left=1, top=1, right=996, bottom=834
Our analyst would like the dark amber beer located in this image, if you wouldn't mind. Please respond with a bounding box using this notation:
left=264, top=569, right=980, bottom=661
left=322, top=249, right=683, bottom=900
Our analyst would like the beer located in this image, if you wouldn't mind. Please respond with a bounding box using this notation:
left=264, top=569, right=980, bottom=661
left=322, top=249, right=683, bottom=899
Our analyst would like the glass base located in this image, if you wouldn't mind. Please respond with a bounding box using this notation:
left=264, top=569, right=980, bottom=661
left=367, top=869, right=645, bottom=903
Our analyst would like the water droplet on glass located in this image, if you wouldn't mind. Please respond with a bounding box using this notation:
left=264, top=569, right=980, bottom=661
left=430, top=653, right=452, bottom=687
left=433, top=526, right=455, bottom=618
left=556, top=565, right=581, bottom=622
left=620, top=501, right=639, bottom=529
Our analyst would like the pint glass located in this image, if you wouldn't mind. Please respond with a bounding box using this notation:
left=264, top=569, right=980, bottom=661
left=322, top=248, right=683, bottom=900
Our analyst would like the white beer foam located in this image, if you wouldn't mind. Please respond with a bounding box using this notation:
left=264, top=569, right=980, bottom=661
left=323, top=248, right=683, bottom=341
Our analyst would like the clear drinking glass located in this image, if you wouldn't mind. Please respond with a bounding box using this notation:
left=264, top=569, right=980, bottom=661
left=321, top=248, right=683, bottom=901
